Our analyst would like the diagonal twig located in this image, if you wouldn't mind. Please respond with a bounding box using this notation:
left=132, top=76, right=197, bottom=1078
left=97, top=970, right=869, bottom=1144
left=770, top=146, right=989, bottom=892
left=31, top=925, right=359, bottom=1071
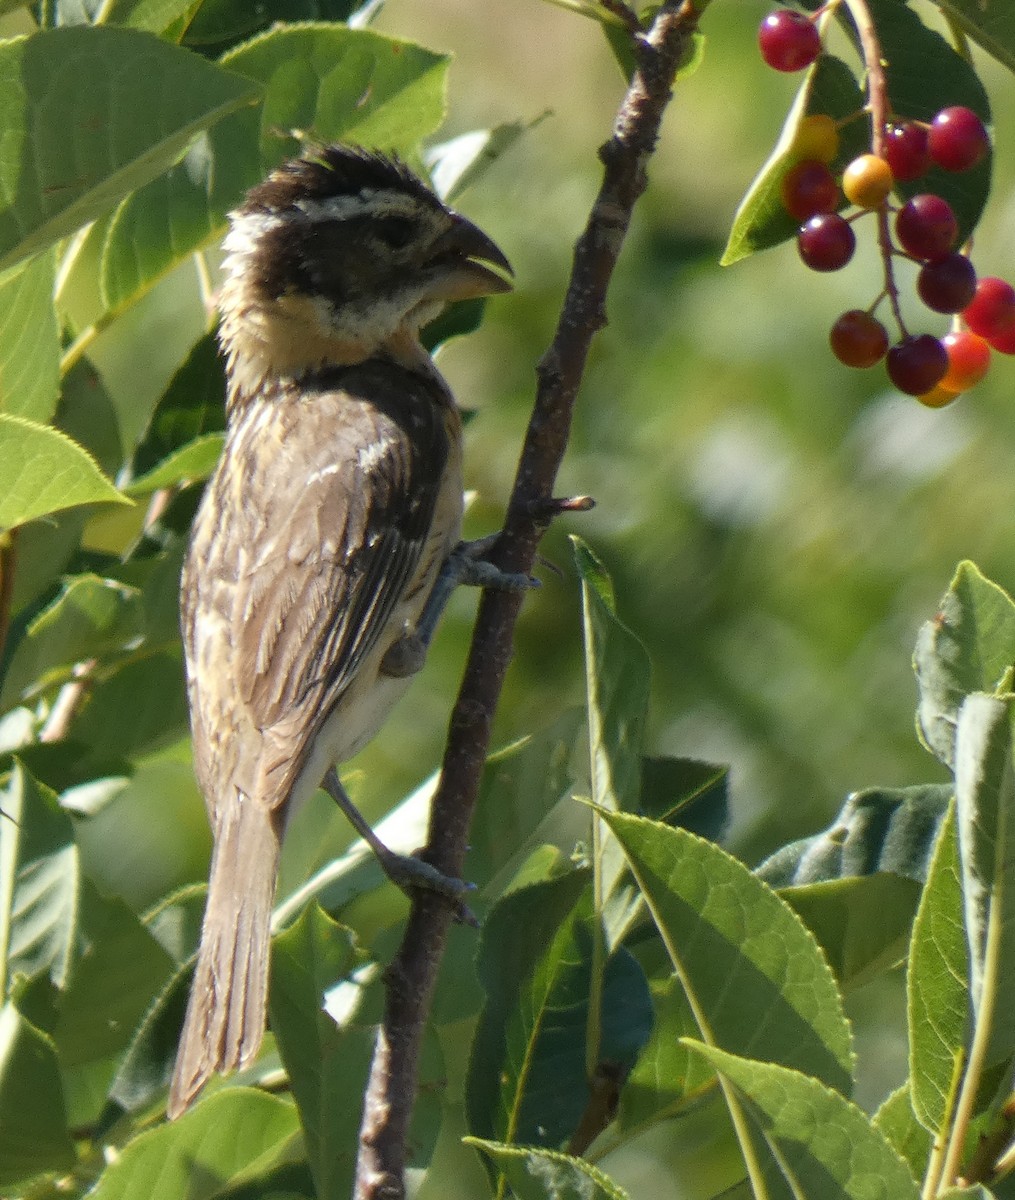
left=353, top=3, right=703, bottom=1195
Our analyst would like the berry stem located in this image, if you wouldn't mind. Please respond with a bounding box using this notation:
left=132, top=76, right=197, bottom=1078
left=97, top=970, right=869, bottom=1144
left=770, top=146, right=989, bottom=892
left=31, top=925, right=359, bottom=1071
left=839, top=0, right=908, bottom=334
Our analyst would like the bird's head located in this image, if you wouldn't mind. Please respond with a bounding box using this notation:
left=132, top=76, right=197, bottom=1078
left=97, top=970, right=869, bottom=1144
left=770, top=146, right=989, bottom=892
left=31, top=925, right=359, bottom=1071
left=218, top=144, right=513, bottom=396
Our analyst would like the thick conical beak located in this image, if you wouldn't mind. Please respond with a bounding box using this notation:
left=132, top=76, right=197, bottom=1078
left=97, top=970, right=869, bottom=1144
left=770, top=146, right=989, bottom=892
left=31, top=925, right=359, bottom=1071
left=425, top=214, right=514, bottom=300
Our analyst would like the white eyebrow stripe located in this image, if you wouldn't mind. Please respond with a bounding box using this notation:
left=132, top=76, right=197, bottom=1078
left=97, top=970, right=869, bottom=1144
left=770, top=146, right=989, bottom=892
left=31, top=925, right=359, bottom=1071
left=293, top=191, right=424, bottom=222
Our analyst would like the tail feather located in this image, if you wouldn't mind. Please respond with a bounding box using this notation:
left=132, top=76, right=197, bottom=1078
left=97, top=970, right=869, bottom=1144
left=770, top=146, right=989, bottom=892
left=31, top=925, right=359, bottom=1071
left=167, top=794, right=280, bottom=1118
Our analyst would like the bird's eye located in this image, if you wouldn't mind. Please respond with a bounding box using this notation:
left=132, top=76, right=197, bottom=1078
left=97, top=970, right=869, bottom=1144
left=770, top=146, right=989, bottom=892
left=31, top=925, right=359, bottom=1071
left=374, top=216, right=416, bottom=249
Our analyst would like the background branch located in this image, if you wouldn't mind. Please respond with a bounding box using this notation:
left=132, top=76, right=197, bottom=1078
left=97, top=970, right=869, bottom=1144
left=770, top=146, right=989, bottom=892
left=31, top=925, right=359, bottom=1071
left=353, top=3, right=702, bottom=1196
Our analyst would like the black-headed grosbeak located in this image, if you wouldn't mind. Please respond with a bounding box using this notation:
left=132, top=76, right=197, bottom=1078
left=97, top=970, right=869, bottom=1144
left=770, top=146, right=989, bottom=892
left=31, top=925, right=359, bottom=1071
left=168, top=146, right=513, bottom=1117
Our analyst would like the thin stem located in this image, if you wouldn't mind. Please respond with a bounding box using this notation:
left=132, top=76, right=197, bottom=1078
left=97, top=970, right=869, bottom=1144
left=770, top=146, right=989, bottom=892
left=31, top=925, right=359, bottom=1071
left=351, top=4, right=704, bottom=1196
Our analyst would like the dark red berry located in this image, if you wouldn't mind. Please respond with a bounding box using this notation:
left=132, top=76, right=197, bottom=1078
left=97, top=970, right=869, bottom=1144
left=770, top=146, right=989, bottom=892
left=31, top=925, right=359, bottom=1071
left=758, top=10, right=821, bottom=72
left=962, top=277, right=1015, bottom=340
left=887, top=334, right=948, bottom=395
left=781, top=160, right=839, bottom=220
left=798, top=213, right=855, bottom=271
left=917, top=253, right=977, bottom=314
left=988, top=324, right=1015, bottom=355
left=829, top=310, right=888, bottom=368
left=929, top=106, right=990, bottom=173
left=883, top=121, right=931, bottom=182
left=895, top=194, right=958, bottom=261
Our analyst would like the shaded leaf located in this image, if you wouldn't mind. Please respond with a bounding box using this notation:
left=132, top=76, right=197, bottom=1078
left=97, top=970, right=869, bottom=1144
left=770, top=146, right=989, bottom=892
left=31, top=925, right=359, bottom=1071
left=0, top=573, right=143, bottom=709
left=466, top=870, right=592, bottom=1149
left=0, top=1003, right=75, bottom=1186
left=124, top=433, right=225, bottom=495
left=780, top=872, right=922, bottom=991
left=127, top=329, right=226, bottom=483
left=865, top=0, right=991, bottom=243
left=0, top=763, right=79, bottom=992
left=0, top=26, right=259, bottom=271
left=53, top=884, right=175, bottom=1067
left=269, top=904, right=366, bottom=1200
left=603, top=811, right=854, bottom=1094
left=937, top=0, right=1015, bottom=74
left=685, top=1043, right=920, bottom=1200
left=0, top=413, right=130, bottom=531
left=426, top=117, right=546, bottom=202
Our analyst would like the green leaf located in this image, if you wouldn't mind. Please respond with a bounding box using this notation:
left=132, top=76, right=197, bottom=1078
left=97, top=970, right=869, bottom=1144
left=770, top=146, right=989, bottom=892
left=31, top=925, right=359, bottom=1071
left=1, top=574, right=144, bottom=709
left=99, top=25, right=450, bottom=311
left=779, top=873, right=922, bottom=991
left=0, top=763, right=79, bottom=993
left=426, top=117, right=546, bottom=202
left=65, top=649, right=188, bottom=764
left=269, top=904, right=366, bottom=1200
left=908, top=803, right=968, bottom=1133
left=617, top=971, right=715, bottom=1130
left=639, top=755, right=729, bottom=837
left=954, top=693, right=1015, bottom=1068
left=466, top=870, right=592, bottom=1148
left=99, top=0, right=203, bottom=35
left=124, top=433, right=225, bottom=495
left=0, top=252, right=60, bottom=422
left=87, top=1088, right=302, bottom=1200
left=0, top=413, right=130, bottom=531
left=465, top=1138, right=630, bottom=1200
left=0, top=26, right=259, bottom=272
left=873, top=1085, right=933, bottom=1184
left=756, top=785, right=952, bottom=887
left=722, top=55, right=865, bottom=266
left=53, top=884, right=175, bottom=1067
left=0, top=1003, right=76, bottom=1186
left=602, top=811, right=854, bottom=1094
left=914, top=562, right=1015, bottom=771
left=937, top=0, right=1015, bottom=74
left=574, top=537, right=649, bottom=941
left=684, top=1043, right=920, bottom=1200
left=468, top=709, right=586, bottom=899
left=127, top=330, right=226, bottom=482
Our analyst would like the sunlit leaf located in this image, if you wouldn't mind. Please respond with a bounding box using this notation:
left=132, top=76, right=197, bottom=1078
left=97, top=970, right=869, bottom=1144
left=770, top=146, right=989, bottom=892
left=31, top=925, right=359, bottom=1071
left=0, top=26, right=259, bottom=271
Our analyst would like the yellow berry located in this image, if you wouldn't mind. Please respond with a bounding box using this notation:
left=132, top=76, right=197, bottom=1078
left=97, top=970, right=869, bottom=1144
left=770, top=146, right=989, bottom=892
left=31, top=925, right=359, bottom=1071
left=842, top=154, right=894, bottom=208
left=791, top=114, right=840, bottom=164
left=917, top=384, right=963, bottom=409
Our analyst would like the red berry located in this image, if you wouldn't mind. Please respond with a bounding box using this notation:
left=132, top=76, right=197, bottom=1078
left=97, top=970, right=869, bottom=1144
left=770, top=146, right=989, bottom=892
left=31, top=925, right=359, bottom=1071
left=918, top=385, right=962, bottom=409
left=883, top=121, right=931, bottom=182
left=988, top=324, right=1015, bottom=355
left=917, top=253, right=977, bottom=314
left=895, top=194, right=958, bottom=261
left=941, top=331, right=991, bottom=389
left=962, top=277, right=1015, bottom=341
left=798, top=214, right=855, bottom=271
left=758, top=10, right=821, bottom=72
left=829, top=310, right=889, bottom=368
left=929, top=107, right=990, bottom=173
left=887, top=334, right=948, bottom=395
left=781, top=160, right=839, bottom=220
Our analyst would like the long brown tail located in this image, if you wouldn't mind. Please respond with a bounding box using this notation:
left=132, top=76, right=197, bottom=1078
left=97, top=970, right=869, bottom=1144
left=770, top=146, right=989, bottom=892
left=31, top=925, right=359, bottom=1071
left=167, top=794, right=280, bottom=1118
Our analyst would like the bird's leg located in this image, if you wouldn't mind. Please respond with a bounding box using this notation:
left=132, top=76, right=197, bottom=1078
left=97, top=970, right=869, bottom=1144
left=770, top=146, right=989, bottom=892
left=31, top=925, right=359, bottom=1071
left=380, top=535, right=537, bottom=678
left=322, top=767, right=477, bottom=922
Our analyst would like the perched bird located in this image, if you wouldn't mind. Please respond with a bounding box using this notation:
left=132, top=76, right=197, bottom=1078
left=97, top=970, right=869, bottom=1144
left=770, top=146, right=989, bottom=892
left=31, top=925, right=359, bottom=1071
left=168, top=144, right=515, bottom=1118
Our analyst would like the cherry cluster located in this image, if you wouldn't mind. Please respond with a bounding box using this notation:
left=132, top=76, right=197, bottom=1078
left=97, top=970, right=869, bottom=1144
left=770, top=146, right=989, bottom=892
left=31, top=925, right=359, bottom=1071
left=758, top=7, right=1007, bottom=407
